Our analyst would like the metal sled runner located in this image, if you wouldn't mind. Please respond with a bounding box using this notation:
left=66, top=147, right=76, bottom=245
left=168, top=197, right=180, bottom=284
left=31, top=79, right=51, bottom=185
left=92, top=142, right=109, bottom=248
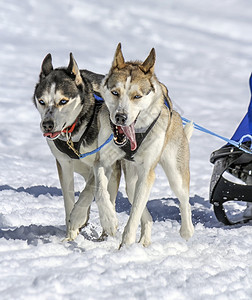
left=209, top=74, right=252, bottom=225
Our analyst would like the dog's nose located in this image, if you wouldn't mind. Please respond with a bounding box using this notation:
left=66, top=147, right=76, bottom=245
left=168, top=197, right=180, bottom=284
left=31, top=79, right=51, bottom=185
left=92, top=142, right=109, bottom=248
left=115, top=113, right=127, bottom=125
left=42, top=120, right=54, bottom=132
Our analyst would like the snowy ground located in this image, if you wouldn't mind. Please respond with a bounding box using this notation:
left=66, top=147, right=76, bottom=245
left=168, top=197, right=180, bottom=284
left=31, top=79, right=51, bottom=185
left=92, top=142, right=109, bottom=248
left=0, top=0, right=252, bottom=299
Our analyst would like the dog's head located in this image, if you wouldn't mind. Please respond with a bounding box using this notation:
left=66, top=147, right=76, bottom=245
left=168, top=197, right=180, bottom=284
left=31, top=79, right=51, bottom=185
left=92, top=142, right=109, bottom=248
left=102, top=43, right=161, bottom=150
left=33, top=53, right=85, bottom=140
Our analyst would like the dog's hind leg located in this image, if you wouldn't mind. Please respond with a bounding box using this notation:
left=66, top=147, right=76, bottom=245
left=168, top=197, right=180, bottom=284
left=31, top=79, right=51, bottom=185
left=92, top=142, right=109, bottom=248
left=160, top=144, right=194, bottom=240
left=123, top=161, right=153, bottom=247
left=56, top=159, right=75, bottom=237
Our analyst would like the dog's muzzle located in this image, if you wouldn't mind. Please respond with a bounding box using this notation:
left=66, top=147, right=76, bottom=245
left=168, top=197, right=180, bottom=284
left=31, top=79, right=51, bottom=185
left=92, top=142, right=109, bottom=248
left=42, top=119, right=61, bottom=139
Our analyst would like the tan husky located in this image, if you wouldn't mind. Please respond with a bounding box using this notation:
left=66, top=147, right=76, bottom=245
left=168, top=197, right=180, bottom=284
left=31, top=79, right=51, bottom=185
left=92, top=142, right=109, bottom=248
left=69, top=44, right=194, bottom=247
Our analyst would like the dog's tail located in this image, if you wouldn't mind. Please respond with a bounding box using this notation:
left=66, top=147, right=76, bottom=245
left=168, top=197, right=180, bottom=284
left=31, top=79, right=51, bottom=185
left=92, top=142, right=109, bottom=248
left=184, top=121, right=194, bottom=142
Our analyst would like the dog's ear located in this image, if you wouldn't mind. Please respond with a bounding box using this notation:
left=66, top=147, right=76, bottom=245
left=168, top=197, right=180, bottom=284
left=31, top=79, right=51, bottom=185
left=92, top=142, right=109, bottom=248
left=112, top=43, right=126, bottom=69
left=40, top=53, right=53, bottom=78
left=67, top=53, right=83, bottom=86
left=140, top=48, right=156, bottom=74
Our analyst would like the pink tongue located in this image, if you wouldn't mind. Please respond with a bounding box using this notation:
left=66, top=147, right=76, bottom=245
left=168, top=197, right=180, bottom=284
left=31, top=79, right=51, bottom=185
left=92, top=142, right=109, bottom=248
left=43, top=131, right=61, bottom=139
left=122, top=123, right=137, bottom=151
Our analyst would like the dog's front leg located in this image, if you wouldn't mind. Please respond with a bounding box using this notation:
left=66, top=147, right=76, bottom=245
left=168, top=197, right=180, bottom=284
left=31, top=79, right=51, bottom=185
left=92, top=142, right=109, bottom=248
left=94, top=161, right=118, bottom=236
left=121, top=167, right=156, bottom=247
left=56, top=159, right=75, bottom=236
left=67, top=174, right=95, bottom=241
left=123, top=161, right=153, bottom=247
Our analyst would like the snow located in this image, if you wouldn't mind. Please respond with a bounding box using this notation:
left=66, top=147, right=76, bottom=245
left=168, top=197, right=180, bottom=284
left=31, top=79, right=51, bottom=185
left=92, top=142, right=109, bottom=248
left=0, top=0, right=252, bottom=299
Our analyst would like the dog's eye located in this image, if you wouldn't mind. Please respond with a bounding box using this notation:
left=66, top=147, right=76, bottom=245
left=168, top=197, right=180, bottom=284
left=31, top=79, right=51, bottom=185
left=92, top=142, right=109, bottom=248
left=111, top=90, right=119, bottom=97
left=59, top=99, right=69, bottom=105
left=38, top=99, right=45, bottom=105
left=134, top=95, right=142, bottom=99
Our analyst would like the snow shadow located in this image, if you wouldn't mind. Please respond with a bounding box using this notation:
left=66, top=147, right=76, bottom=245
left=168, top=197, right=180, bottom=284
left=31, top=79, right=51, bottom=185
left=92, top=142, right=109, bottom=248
left=0, top=184, right=80, bottom=197
left=116, top=192, right=219, bottom=228
left=116, top=191, right=181, bottom=222
left=0, top=224, right=65, bottom=245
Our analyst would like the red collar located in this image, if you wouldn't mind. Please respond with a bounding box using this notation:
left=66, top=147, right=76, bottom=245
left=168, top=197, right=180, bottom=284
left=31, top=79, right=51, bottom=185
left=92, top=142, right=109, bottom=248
left=62, top=119, right=78, bottom=134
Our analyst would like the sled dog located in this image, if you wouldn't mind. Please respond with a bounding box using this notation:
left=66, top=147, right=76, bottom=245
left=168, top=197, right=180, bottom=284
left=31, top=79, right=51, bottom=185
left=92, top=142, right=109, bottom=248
left=96, top=43, right=194, bottom=247
left=33, top=53, right=120, bottom=239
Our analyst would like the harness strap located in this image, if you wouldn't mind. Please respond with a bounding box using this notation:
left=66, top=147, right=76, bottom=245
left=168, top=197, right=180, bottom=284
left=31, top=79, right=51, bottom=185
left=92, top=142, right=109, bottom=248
left=54, top=137, right=80, bottom=159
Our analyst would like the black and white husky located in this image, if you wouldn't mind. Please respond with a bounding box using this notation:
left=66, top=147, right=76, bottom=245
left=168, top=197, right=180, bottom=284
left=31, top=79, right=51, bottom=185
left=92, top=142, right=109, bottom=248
left=33, top=54, right=120, bottom=239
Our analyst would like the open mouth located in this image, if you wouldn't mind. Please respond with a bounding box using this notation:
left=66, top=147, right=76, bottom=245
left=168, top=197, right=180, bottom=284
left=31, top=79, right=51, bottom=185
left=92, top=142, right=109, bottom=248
left=43, top=131, right=61, bottom=140
left=42, top=121, right=75, bottom=140
left=113, top=122, right=137, bottom=151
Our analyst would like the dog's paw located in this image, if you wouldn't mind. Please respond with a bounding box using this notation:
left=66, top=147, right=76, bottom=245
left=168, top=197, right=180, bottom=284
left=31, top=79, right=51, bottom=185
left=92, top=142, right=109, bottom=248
left=69, top=206, right=89, bottom=234
left=120, top=230, right=136, bottom=248
left=180, top=223, right=194, bottom=241
left=62, top=228, right=80, bottom=242
left=100, top=211, right=118, bottom=236
left=138, top=235, right=151, bottom=247
left=68, top=228, right=80, bottom=241
left=97, top=200, right=118, bottom=236
left=138, top=219, right=152, bottom=247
